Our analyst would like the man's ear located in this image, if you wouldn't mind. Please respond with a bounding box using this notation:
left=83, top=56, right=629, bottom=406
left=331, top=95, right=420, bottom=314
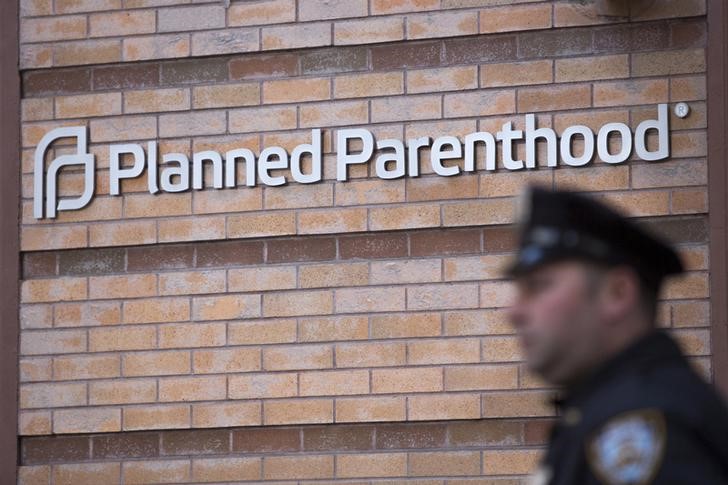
left=600, top=266, right=641, bottom=323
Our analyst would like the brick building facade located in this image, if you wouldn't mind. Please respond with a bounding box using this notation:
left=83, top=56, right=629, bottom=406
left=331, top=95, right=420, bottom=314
left=1, top=0, right=727, bottom=483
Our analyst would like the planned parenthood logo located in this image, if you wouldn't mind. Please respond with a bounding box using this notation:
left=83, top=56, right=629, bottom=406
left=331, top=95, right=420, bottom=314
left=34, top=126, right=95, bottom=219
left=33, top=104, right=678, bottom=220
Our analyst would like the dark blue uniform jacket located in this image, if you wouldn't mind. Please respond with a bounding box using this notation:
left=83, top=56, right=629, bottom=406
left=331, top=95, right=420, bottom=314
left=543, top=330, right=728, bottom=485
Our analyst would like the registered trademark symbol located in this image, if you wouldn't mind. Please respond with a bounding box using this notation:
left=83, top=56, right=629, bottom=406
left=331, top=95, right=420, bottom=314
left=674, top=102, right=690, bottom=118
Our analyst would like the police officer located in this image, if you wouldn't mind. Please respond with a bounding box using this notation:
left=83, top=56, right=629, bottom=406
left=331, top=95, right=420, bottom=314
left=505, top=186, right=728, bottom=485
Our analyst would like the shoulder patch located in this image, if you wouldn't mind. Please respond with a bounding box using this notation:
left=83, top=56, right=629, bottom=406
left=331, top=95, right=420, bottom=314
left=586, top=409, right=666, bottom=485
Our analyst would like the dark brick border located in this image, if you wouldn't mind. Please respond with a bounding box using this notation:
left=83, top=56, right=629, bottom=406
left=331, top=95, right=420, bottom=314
left=20, top=418, right=554, bottom=466
left=20, top=216, right=708, bottom=280
left=20, top=19, right=704, bottom=97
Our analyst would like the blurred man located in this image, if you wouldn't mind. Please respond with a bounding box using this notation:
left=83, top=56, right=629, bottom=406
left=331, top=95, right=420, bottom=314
left=506, top=186, right=728, bottom=485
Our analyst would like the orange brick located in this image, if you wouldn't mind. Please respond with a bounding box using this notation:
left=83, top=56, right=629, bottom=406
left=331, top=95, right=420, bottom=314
left=21, top=381, right=86, bottom=409
left=21, top=277, right=87, bottom=304
left=372, top=367, right=442, bottom=393
left=299, top=315, right=368, bottom=342
left=192, top=83, right=260, bottom=109
left=158, top=215, right=226, bottom=243
left=554, top=2, right=625, bottom=26
left=407, top=66, right=477, bottom=94
left=631, top=159, right=706, bottom=189
left=371, top=0, right=438, bottom=14
left=445, top=364, right=519, bottom=391
left=90, top=378, right=156, bottom=405
left=298, top=208, right=368, bottom=234
left=55, top=39, right=122, bottom=66
left=88, top=274, right=155, bottom=300
left=56, top=0, right=119, bottom=13
left=300, top=369, right=369, bottom=396
left=21, top=224, right=87, bottom=251
left=159, top=271, right=225, bottom=296
left=334, top=72, right=403, bottom=100
left=371, top=313, right=441, bottom=338
left=20, top=329, right=86, bottom=355
left=193, top=347, right=261, bottom=373
left=264, top=454, right=334, bottom=480
left=408, top=338, right=480, bottom=365
left=483, top=449, right=543, bottom=475
left=123, top=350, right=190, bottom=377
left=264, top=398, right=334, bottom=425
left=299, top=0, right=366, bottom=20
left=480, top=280, right=517, bottom=308
left=662, top=272, right=709, bottom=300
left=673, top=301, right=709, bottom=327
left=673, top=189, right=708, bottom=215
left=556, top=54, right=629, bottom=82
left=264, top=77, right=330, bottom=104
left=444, top=255, right=509, bottom=282
left=228, top=0, right=295, bottom=26
left=632, top=49, right=706, bottom=77
left=90, top=115, right=157, bottom=142
left=337, top=452, right=407, bottom=478
left=228, top=319, right=297, bottom=345
left=263, top=290, right=333, bottom=317
left=20, top=304, right=53, bottom=330
left=335, top=287, right=406, bottom=313
left=263, top=344, right=333, bottom=371
left=229, top=372, right=297, bottom=399
left=53, top=354, right=120, bottom=380
left=299, top=262, right=369, bottom=288
left=123, top=33, right=190, bottom=61
left=229, top=105, right=297, bottom=133
left=369, top=203, right=440, bottom=230
left=54, top=301, right=121, bottom=327
left=671, top=75, right=706, bottom=102
left=192, top=401, right=261, bottom=427
left=335, top=341, right=406, bottom=368
left=336, top=396, right=406, bottom=422
left=409, top=451, right=480, bottom=476
left=20, top=44, right=53, bottom=69
left=407, top=282, right=479, bottom=311
left=480, top=3, right=552, bottom=33
left=159, top=375, right=226, bottom=402
left=20, top=358, right=52, bottom=382
left=21, top=98, right=53, bottom=122
left=193, top=457, right=261, bottom=482
left=555, top=166, right=630, bottom=191
left=265, top=183, right=333, bottom=210
left=334, top=178, right=406, bottom=205
left=409, top=393, right=481, bottom=420
left=262, top=23, right=332, bottom=50
left=193, top=294, right=261, bottom=321
left=671, top=131, right=708, bottom=158
left=482, top=390, right=555, bottom=417
left=53, top=463, right=121, bottom=485
left=518, top=84, right=592, bottom=112
left=18, top=465, right=50, bottom=484
left=125, top=87, right=190, bottom=114
left=89, top=10, right=155, bottom=36
left=673, top=328, right=710, bottom=356
left=371, top=94, right=440, bottom=123
left=481, top=60, right=552, bottom=88
left=594, top=79, right=669, bottom=107
left=335, top=17, right=404, bottom=45
left=89, top=326, right=156, bottom=352
left=123, top=297, right=191, bottom=324
left=123, top=460, right=191, bottom=485
left=159, top=110, right=226, bottom=138
left=482, top=336, right=522, bottom=362
left=595, top=191, right=670, bottom=217
left=89, top=220, right=157, bottom=247
left=442, top=198, right=514, bottom=227
left=158, top=322, right=226, bottom=348
left=408, top=11, right=477, bottom=39
left=407, top=174, right=479, bottom=202
left=300, top=100, right=369, bottom=128
left=193, top=187, right=262, bottom=214
left=19, top=410, right=52, bottom=436
left=21, top=16, right=86, bottom=43
left=227, top=211, right=297, bottom=238
left=123, top=404, right=190, bottom=431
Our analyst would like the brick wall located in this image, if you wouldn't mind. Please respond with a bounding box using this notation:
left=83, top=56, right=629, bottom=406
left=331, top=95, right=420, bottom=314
left=18, top=0, right=710, bottom=483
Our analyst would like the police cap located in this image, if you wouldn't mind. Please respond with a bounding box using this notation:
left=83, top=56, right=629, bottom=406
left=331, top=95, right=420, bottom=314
left=505, top=186, right=684, bottom=290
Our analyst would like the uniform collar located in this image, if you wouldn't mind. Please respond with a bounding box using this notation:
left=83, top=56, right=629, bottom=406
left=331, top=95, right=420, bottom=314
left=555, top=330, right=683, bottom=410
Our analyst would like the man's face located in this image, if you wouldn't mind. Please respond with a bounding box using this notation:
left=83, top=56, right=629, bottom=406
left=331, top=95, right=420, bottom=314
left=508, top=261, right=603, bottom=386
